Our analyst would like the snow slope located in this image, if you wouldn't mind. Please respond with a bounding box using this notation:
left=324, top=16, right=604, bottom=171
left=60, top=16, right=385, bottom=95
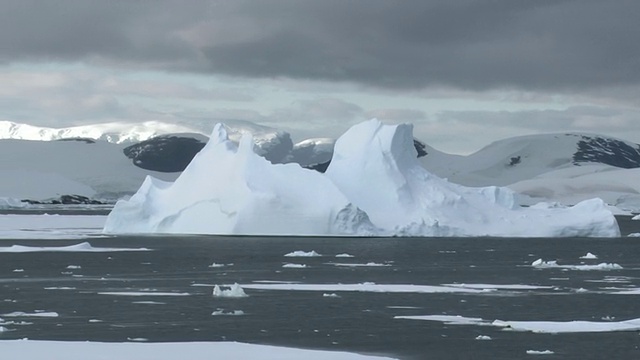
left=417, top=133, right=640, bottom=209
left=0, top=139, right=177, bottom=200
left=104, top=119, right=619, bottom=237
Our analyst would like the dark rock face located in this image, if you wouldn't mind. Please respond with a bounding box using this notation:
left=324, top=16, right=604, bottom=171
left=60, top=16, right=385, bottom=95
left=22, top=195, right=105, bottom=205
left=124, top=136, right=205, bottom=172
left=413, top=139, right=428, bottom=158
left=572, top=135, right=640, bottom=169
left=56, top=138, right=96, bottom=144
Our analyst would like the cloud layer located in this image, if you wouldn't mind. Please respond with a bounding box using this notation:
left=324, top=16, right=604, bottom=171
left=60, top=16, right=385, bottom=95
left=2, top=0, right=639, bottom=91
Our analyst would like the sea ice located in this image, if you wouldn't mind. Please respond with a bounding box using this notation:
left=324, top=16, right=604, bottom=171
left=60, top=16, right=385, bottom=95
left=526, top=350, right=554, bottom=355
left=579, top=252, right=598, bottom=259
left=0, top=242, right=149, bottom=253
left=282, top=263, right=307, bottom=268
left=531, top=258, right=622, bottom=271
left=104, top=120, right=620, bottom=237
left=0, top=340, right=397, bottom=359
left=284, top=250, right=322, bottom=257
left=212, top=283, right=248, bottom=298
left=396, top=314, right=640, bottom=333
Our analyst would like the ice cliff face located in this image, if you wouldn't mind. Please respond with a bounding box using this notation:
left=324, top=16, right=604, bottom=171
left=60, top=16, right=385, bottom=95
left=104, top=120, right=620, bottom=237
left=104, top=124, right=372, bottom=235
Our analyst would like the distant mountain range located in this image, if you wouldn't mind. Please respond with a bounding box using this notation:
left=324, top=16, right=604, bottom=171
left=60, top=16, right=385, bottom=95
left=1, top=120, right=639, bottom=212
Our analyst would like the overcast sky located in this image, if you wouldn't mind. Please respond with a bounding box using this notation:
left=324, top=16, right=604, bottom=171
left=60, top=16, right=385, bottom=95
left=1, top=0, right=639, bottom=153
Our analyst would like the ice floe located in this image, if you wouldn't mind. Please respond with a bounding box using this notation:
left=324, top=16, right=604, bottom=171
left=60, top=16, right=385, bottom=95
left=284, top=250, right=322, bottom=257
left=0, top=340, right=397, bottom=359
left=212, top=283, right=248, bottom=298
left=0, top=242, right=150, bottom=253
left=531, top=258, right=622, bottom=270
left=396, top=314, right=640, bottom=333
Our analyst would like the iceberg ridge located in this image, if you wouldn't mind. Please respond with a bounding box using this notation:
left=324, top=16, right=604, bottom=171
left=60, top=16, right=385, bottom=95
left=104, top=120, right=620, bottom=237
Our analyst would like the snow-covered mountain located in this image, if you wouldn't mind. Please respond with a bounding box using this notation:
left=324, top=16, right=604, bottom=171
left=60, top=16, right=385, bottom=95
left=0, top=120, right=200, bottom=144
left=2, top=119, right=640, bottom=213
left=418, top=133, right=640, bottom=208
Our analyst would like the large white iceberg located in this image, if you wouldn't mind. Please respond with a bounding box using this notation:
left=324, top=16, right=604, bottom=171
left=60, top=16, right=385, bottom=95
left=103, top=120, right=620, bottom=237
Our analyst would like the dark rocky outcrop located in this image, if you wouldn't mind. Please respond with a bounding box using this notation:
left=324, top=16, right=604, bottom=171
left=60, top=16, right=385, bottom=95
left=22, top=195, right=105, bottom=205
left=572, top=135, right=640, bottom=169
left=124, top=135, right=206, bottom=172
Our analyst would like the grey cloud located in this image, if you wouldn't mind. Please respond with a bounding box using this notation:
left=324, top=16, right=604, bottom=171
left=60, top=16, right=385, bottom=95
left=437, top=106, right=640, bottom=133
left=365, top=109, right=427, bottom=122
left=2, top=1, right=639, bottom=91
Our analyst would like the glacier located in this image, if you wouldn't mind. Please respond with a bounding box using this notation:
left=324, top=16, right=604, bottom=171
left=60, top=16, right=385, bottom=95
left=104, top=119, right=620, bottom=237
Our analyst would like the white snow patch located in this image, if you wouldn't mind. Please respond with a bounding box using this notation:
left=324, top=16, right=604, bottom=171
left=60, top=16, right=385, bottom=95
left=212, top=283, right=248, bottom=298
left=284, top=250, right=322, bottom=257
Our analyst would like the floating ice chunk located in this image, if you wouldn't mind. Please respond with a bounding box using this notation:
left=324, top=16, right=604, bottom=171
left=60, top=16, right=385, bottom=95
left=3, top=311, right=58, bottom=318
left=208, top=263, right=225, bottom=268
left=212, top=283, right=248, bottom=298
left=12, top=269, right=24, bottom=273
left=285, top=250, right=322, bottom=257
left=0, top=326, right=10, bottom=332
left=282, top=263, right=307, bottom=268
left=526, top=350, right=554, bottom=355
left=335, top=253, right=355, bottom=258
left=531, top=258, right=622, bottom=271
left=211, top=309, right=245, bottom=316
left=66, top=265, right=81, bottom=269
left=628, top=233, right=640, bottom=237
left=579, top=252, right=598, bottom=259
left=475, top=335, right=492, bottom=340
left=632, top=214, right=640, bottom=220
left=323, top=293, right=340, bottom=298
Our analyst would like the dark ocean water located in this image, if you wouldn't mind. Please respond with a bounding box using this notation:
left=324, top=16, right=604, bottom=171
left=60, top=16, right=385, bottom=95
left=0, top=216, right=639, bottom=359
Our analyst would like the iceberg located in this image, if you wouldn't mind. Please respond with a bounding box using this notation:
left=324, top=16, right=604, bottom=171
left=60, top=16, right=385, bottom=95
left=104, top=120, right=620, bottom=237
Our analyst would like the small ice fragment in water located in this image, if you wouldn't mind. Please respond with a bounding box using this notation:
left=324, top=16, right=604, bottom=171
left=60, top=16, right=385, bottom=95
left=475, top=335, right=492, bottom=340
left=212, top=283, right=248, bottom=298
left=579, top=252, right=598, bottom=259
left=284, top=250, right=322, bottom=257
left=335, top=253, right=354, bottom=258
left=526, top=350, right=554, bottom=355
left=282, top=263, right=307, bottom=268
